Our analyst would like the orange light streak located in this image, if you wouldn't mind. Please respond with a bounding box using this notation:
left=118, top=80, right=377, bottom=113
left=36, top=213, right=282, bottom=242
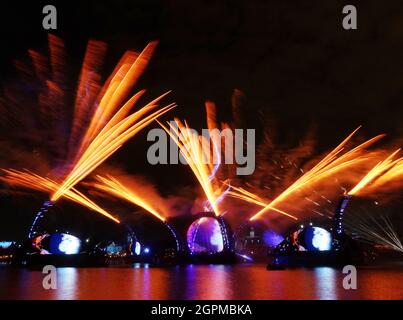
left=228, top=185, right=298, bottom=220
left=0, top=169, right=120, bottom=223
left=373, top=160, right=403, bottom=188
left=1, top=39, right=174, bottom=224
left=348, top=149, right=402, bottom=195
left=89, top=175, right=166, bottom=222
left=250, top=127, right=384, bottom=221
left=52, top=100, right=175, bottom=201
left=158, top=119, right=222, bottom=216
left=51, top=41, right=175, bottom=201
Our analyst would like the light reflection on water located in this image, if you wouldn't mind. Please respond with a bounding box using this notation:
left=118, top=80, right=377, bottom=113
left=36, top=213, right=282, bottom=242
left=1, top=264, right=403, bottom=300
left=55, top=268, right=78, bottom=300
left=314, top=267, right=337, bottom=300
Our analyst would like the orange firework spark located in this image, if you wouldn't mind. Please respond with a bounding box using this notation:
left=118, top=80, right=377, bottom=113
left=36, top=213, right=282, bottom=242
left=0, top=169, right=120, bottom=223
left=158, top=118, right=223, bottom=216
left=52, top=41, right=175, bottom=201
left=373, top=160, right=403, bottom=188
left=51, top=99, right=175, bottom=201
left=1, top=38, right=174, bottom=224
left=68, top=39, right=107, bottom=156
left=88, top=175, right=166, bottom=222
left=249, top=127, right=384, bottom=221
left=348, top=149, right=402, bottom=196
left=227, top=185, right=298, bottom=220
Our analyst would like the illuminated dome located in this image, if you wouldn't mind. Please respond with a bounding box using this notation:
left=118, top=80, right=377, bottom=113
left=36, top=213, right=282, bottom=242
left=275, top=225, right=333, bottom=253
left=49, top=233, right=81, bottom=254
left=303, top=226, right=332, bottom=251
left=32, top=233, right=81, bottom=254
left=187, top=217, right=224, bottom=254
left=32, top=233, right=82, bottom=255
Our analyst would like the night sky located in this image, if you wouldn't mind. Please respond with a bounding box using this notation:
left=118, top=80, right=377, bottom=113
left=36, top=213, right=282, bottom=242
left=0, top=0, right=402, bottom=239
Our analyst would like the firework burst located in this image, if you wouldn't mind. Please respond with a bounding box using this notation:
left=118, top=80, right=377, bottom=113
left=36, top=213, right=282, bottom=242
left=158, top=118, right=225, bottom=216
left=88, top=175, right=166, bottom=222
left=249, top=127, right=384, bottom=221
left=348, top=149, right=402, bottom=196
left=0, top=36, right=174, bottom=223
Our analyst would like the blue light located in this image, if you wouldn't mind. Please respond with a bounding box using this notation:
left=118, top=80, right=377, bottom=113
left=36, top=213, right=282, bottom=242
left=143, top=247, right=150, bottom=254
left=29, top=201, right=55, bottom=239
left=49, top=233, right=81, bottom=255
left=304, top=227, right=332, bottom=251
left=58, top=234, right=81, bottom=254
left=106, top=242, right=123, bottom=254
left=0, top=241, right=14, bottom=249
left=312, top=227, right=332, bottom=251
left=164, top=222, right=180, bottom=252
left=134, top=242, right=141, bottom=255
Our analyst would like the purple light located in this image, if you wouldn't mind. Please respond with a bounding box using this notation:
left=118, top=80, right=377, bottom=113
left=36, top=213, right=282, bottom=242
left=236, top=253, right=253, bottom=262
left=263, top=230, right=284, bottom=247
left=187, top=217, right=224, bottom=254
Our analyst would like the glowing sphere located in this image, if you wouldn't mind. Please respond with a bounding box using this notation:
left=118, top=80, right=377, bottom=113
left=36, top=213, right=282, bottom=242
left=49, top=233, right=81, bottom=255
left=304, top=227, right=332, bottom=251
left=134, top=241, right=141, bottom=255
left=187, top=217, right=224, bottom=254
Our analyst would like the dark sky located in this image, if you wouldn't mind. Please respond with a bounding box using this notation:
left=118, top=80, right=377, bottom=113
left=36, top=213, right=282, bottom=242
left=1, top=1, right=403, bottom=239
left=1, top=1, right=402, bottom=137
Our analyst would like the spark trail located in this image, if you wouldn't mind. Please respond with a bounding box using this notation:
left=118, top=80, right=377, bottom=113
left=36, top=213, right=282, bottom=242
left=348, top=149, right=402, bottom=195
left=346, top=214, right=403, bottom=253
left=0, top=38, right=174, bottom=223
left=250, top=127, right=384, bottom=221
left=88, top=175, right=166, bottom=222
left=227, top=185, right=298, bottom=220
left=158, top=118, right=224, bottom=216
left=52, top=41, right=175, bottom=201
left=0, top=169, right=120, bottom=223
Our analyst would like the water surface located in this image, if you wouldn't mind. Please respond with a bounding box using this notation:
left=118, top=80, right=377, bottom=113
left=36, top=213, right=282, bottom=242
left=1, top=264, right=402, bottom=300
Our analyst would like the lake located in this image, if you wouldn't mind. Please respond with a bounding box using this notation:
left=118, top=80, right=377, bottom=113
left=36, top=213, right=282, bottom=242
left=1, top=264, right=402, bottom=300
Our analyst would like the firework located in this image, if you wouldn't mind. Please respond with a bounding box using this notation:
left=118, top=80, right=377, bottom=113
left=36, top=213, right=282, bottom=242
left=158, top=118, right=224, bottom=216
left=0, top=37, right=174, bottom=223
left=0, top=169, right=120, bottom=223
left=227, top=185, right=298, bottom=220
left=346, top=213, right=403, bottom=253
left=51, top=100, right=175, bottom=201
left=348, top=149, right=402, bottom=195
left=249, top=127, right=384, bottom=221
left=51, top=41, right=175, bottom=201
left=88, top=175, right=166, bottom=222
